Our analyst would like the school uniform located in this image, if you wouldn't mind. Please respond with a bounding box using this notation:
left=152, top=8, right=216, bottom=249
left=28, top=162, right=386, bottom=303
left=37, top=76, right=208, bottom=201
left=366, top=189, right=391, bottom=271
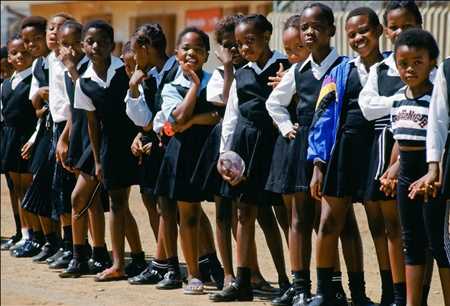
left=390, top=87, right=449, bottom=268
left=427, top=58, right=450, bottom=199
left=0, top=67, right=37, bottom=173
left=220, top=51, right=289, bottom=205
left=125, top=56, right=179, bottom=195
left=74, top=56, right=139, bottom=191
left=265, top=49, right=343, bottom=195
left=153, top=70, right=216, bottom=202
left=359, top=53, right=406, bottom=202
left=191, top=67, right=230, bottom=195
left=308, top=56, right=379, bottom=201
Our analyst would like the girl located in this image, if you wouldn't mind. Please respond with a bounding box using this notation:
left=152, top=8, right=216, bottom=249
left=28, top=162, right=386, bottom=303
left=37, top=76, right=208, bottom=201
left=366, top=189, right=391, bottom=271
left=54, top=20, right=111, bottom=278
left=212, top=14, right=290, bottom=302
left=74, top=20, right=140, bottom=281
left=387, top=29, right=449, bottom=306
left=358, top=2, right=425, bottom=304
left=153, top=27, right=219, bottom=295
left=0, top=35, right=36, bottom=256
left=308, top=7, right=395, bottom=306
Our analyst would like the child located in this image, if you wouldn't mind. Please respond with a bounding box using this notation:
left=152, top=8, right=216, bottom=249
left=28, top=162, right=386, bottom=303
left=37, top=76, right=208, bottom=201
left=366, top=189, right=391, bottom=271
left=152, top=26, right=220, bottom=295
left=212, top=14, right=290, bottom=302
left=358, top=2, right=425, bottom=304
left=74, top=20, right=140, bottom=281
left=125, top=23, right=182, bottom=287
left=307, top=6, right=396, bottom=306
left=54, top=20, right=111, bottom=278
left=0, top=35, right=37, bottom=255
left=387, top=29, right=450, bottom=306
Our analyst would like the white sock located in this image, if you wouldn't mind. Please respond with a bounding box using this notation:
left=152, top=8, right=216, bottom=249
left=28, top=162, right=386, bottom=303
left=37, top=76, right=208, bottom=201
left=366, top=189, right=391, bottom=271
left=21, top=228, right=29, bottom=240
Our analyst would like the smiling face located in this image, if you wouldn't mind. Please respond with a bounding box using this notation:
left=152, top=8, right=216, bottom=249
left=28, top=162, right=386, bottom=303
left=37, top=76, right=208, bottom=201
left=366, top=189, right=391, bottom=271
left=82, top=27, right=114, bottom=65
left=385, top=8, right=420, bottom=44
left=299, top=7, right=334, bottom=52
left=395, top=46, right=434, bottom=89
left=282, top=26, right=309, bottom=64
left=8, top=38, right=33, bottom=72
left=46, top=16, right=67, bottom=50
left=235, top=22, right=270, bottom=63
left=176, top=31, right=208, bottom=72
left=58, top=26, right=83, bottom=59
left=21, top=26, right=48, bottom=58
left=345, top=14, right=381, bottom=58
left=220, top=31, right=245, bottom=66
left=1, top=57, right=14, bottom=79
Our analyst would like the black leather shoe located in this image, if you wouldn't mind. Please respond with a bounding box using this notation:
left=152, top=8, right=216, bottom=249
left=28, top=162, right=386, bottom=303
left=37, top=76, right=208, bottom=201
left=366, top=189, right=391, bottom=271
left=351, top=296, right=377, bottom=306
left=49, top=250, right=72, bottom=269
left=155, top=271, right=183, bottom=290
left=32, top=242, right=58, bottom=262
left=292, top=292, right=312, bottom=306
left=271, top=286, right=297, bottom=306
left=307, top=294, right=335, bottom=306
left=209, top=282, right=253, bottom=302
left=59, top=258, right=90, bottom=278
left=128, top=266, right=164, bottom=285
left=125, top=257, right=147, bottom=278
left=88, top=257, right=112, bottom=274
left=1, top=234, right=22, bottom=250
left=209, top=263, right=225, bottom=290
left=12, top=240, right=42, bottom=257
left=46, top=247, right=64, bottom=264
left=379, top=293, right=394, bottom=306
left=335, top=291, right=349, bottom=306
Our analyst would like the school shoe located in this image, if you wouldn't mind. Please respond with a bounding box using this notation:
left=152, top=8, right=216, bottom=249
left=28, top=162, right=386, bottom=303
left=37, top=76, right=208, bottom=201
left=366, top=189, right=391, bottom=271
left=351, top=296, right=377, bottom=306
left=11, top=239, right=42, bottom=257
left=335, top=291, right=349, bottom=306
left=1, top=234, right=22, bottom=250
left=209, top=282, right=253, bottom=302
left=88, top=257, right=112, bottom=274
left=8, top=237, right=27, bottom=252
left=46, top=247, right=64, bottom=264
left=59, top=258, right=90, bottom=278
left=49, top=250, right=73, bottom=269
left=379, top=293, right=394, bottom=306
left=271, top=285, right=297, bottom=306
left=155, top=271, right=183, bottom=290
left=252, top=280, right=279, bottom=299
left=124, top=252, right=147, bottom=278
left=292, top=292, right=312, bottom=306
left=128, top=266, right=164, bottom=285
left=32, top=242, right=58, bottom=263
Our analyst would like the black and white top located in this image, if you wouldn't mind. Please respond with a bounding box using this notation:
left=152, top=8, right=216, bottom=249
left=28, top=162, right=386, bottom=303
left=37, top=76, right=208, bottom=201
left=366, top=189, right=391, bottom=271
left=390, top=88, right=432, bottom=146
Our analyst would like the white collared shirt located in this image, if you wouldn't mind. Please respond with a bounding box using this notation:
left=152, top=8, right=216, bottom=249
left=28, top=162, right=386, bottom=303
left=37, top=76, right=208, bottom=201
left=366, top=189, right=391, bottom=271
left=427, top=59, right=450, bottom=162
left=207, top=66, right=239, bottom=105
left=348, top=56, right=370, bottom=87
left=220, top=51, right=287, bottom=152
left=29, top=55, right=49, bottom=100
left=124, top=57, right=179, bottom=128
left=74, top=55, right=124, bottom=112
left=62, top=55, right=89, bottom=108
left=265, top=49, right=339, bottom=137
left=48, top=51, right=71, bottom=123
left=10, top=67, right=33, bottom=90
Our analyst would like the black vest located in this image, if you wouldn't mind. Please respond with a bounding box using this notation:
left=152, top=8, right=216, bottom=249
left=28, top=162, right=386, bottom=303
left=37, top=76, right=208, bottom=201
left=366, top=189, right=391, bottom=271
left=1, top=74, right=37, bottom=131
left=443, top=58, right=450, bottom=113
left=33, top=57, right=49, bottom=87
left=341, top=64, right=369, bottom=129
left=294, top=56, right=344, bottom=127
left=235, top=57, right=291, bottom=128
left=153, top=60, right=179, bottom=114
left=79, top=66, right=137, bottom=140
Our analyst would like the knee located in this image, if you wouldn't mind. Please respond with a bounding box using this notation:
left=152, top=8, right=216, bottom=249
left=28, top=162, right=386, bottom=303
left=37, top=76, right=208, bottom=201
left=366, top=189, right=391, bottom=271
left=237, top=208, right=255, bottom=225
left=110, top=200, right=126, bottom=214
left=182, top=212, right=199, bottom=228
left=384, top=217, right=402, bottom=240
left=71, top=191, right=87, bottom=212
left=367, top=215, right=386, bottom=239
left=319, top=214, right=341, bottom=236
left=291, top=213, right=307, bottom=233
left=216, top=209, right=232, bottom=228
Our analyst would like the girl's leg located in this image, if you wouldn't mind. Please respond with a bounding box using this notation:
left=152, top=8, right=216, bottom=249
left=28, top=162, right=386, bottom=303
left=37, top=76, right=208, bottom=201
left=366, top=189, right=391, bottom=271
left=124, top=207, right=143, bottom=254
left=273, top=205, right=289, bottom=245
left=257, top=204, right=289, bottom=285
left=177, top=201, right=201, bottom=279
left=87, top=188, right=106, bottom=247
left=141, top=193, right=160, bottom=240
left=215, top=196, right=235, bottom=285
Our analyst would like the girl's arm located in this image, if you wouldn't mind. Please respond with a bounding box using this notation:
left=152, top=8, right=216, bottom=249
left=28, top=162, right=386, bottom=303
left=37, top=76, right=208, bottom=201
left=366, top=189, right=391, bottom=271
left=172, top=111, right=220, bottom=133
left=55, top=114, right=72, bottom=170
left=86, top=111, right=102, bottom=181
left=170, top=66, right=200, bottom=125
left=219, top=81, right=239, bottom=153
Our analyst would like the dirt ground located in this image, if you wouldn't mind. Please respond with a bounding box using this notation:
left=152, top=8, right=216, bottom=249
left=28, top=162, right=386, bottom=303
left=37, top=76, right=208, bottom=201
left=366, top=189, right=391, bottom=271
left=0, top=175, right=445, bottom=306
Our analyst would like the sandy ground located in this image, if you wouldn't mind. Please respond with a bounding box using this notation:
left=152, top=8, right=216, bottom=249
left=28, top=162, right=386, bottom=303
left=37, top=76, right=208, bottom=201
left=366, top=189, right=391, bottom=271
left=0, top=175, right=445, bottom=306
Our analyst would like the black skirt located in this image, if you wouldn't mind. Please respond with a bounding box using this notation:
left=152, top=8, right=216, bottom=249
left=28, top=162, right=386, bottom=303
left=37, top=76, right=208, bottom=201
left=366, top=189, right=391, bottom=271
left=190, top=122, right=223, bottom=196
left=29, top=119, right=52, bottom=175
left=221, top=117, right=282, bottom=206
left=322, top=128, right=373, bottom=202
left=364, top=128, right=395, bottom=202
left=50, top=122, right=76, bottom=218
left=442, top=136, right=450, bottom=199
left=0, top=126, right=33, bottom=173
left=154, top=125, right=212, bottom=202
left=139, top=131, right=165, bottom=195
left=266, top=126, right=313, bottom=194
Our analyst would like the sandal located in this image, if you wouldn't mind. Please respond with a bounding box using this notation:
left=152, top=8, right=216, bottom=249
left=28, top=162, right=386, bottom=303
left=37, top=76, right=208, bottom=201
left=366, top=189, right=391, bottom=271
left=94, top=267, right=126, bottom=282
left=183, top=278, right=205, bottom=295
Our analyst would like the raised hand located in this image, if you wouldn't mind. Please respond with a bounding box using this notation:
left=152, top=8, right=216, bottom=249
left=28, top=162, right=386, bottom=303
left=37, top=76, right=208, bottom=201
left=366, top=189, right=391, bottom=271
left=268, top=63, right=285, bottom=88
left=214, top=45, right=233, bottom=66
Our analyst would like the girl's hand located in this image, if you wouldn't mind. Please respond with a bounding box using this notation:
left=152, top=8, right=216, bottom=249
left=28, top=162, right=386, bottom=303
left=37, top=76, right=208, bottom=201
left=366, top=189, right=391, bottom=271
left=180, top=61, right=200, bottom=86
left=267, top=63, right=285, bottom=88
left=408, top=163, right=440, bottom=200
left=38, top=87, right=49, bottom=101
left=286, top=123, right=299, bottom=140
left=130, top=133, right=143, bottom=157
left=214, top=45, right=233, bottom=66
left=310, top=163, right=324, bottom=200
left=55, top=136, right=72, bottom=172
left=58, top=46, right=77, bottom=70
left=21, top=142, right=34, bottom=160
left=172, top=120, right=192, bottom=133
left=129, top=67, right=148, bottom=90
left=94, top=161, right=103, bottom=183
left=380, top=161, right=400, bottom=197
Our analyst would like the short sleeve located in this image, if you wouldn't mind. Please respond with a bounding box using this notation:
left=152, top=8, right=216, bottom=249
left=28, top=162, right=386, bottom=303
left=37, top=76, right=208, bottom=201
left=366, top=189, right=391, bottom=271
left=74, top=79, right=96, bottom=111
